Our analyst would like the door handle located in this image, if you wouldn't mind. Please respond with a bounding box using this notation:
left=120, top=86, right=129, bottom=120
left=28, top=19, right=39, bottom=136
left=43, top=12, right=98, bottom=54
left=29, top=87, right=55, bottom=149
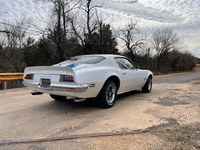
left=123, top=73, right=126, bottom=75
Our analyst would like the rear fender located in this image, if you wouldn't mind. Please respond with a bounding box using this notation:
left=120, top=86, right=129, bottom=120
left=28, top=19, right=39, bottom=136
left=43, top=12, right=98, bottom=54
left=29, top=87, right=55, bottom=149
left=97, top=72, right=121, bottom=94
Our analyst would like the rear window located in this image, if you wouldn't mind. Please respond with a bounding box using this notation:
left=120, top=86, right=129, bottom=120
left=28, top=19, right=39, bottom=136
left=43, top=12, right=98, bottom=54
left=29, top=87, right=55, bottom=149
left=55, top=56, right=105, bottom=66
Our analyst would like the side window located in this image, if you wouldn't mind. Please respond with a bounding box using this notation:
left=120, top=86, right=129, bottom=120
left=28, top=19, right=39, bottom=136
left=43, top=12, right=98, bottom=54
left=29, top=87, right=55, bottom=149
left=115, top=58, right=135, bottom=69
left=115, top=58, right=128, bottom=69
left=123, top=59, right=135, bottom=69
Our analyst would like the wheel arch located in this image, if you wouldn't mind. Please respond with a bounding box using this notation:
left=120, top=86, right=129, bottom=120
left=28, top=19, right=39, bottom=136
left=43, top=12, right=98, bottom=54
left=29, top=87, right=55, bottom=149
left=104, top=75, right=120, bottom=91
left=96, top=75, right=120, bottom=108
left=149, top=74, right=153, bottom=79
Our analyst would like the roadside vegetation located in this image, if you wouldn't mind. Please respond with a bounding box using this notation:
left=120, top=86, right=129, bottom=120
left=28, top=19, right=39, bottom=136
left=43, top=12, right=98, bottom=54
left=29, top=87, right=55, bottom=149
left=0, top=0, right=199, bottom=89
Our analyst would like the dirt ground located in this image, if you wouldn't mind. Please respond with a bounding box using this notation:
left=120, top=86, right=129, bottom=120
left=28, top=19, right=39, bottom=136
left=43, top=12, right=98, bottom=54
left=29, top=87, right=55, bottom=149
left=145, top=80, right=200, bottom=150
left=0, top=77, right=200, bottom=149
left=83, top=80, right=200, bottom=150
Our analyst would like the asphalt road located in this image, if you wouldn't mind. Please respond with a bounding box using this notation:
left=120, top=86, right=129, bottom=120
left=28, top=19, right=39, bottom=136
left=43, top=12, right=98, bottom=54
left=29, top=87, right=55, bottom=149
left=0, top=71, right=199, bottom=150
left=154, top=71, right=200, bottom=84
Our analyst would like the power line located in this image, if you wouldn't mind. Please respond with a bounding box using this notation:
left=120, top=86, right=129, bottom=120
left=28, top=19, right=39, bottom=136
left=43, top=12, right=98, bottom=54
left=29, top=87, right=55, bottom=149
left=0, top=21, right=28, bottom=29
left=0, top=21, right=45, bottom=34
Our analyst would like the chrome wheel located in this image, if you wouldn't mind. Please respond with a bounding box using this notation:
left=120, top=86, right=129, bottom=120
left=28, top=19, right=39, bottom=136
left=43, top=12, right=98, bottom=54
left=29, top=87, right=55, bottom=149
left=148, top=78, right=152, bottom=91
left=142, top=76, right=153, bottom=93
left=97, top=80, right=117, bottom=108
left=106, top=83, right=116, bottom=105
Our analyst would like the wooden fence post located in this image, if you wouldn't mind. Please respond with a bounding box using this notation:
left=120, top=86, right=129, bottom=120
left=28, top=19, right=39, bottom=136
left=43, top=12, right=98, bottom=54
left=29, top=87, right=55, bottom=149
left=4, top=81, right=7, bottom=90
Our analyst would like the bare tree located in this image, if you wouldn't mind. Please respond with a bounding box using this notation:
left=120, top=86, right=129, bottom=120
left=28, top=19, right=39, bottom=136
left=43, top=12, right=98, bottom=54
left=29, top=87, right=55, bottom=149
left=95, top=9, right=104, bottom=54
left=70, top=0, right=103, bottom=54
left=81, top=0, right=102, bottom=53
left=50, top=0, right=81, bottom=35
left=69, top=16, right=85, bottom=48
left=0, top=18, right=28, bottom=72
left=144, top=47, right=151, bottom=69
left=116, top=21, right=144, bottom=62
left=152, top=28, right=179, bottom=71
left=47, top=0, right=81, bottom=61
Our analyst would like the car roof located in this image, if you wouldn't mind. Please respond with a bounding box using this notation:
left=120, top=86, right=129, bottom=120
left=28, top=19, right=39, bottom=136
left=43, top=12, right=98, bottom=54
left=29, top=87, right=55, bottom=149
left=77, top=54, right=125, bottom=59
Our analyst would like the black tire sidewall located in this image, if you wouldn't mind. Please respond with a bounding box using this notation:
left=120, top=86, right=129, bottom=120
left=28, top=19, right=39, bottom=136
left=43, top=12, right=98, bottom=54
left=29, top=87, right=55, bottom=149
left=97, top=80, right=117, bottom=108
left=142, top=76, right=152, bottom=93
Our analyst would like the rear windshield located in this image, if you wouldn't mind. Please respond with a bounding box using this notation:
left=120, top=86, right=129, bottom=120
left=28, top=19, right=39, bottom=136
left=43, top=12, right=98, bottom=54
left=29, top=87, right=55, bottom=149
left=55, top=56, right=105, bottom=66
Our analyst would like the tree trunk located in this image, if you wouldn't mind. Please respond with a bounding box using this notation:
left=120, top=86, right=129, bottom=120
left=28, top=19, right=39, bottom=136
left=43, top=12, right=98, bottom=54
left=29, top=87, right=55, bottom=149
left=87, top=0, right=91, bottom=54
left=157, top=55, right=162, bottom=71
left=57, top=1, right=65, bottom=62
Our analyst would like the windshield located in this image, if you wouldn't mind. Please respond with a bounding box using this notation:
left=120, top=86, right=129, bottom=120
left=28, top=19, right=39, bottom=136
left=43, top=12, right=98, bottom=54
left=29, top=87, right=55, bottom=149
left=54, top=56, right=105, bottom=66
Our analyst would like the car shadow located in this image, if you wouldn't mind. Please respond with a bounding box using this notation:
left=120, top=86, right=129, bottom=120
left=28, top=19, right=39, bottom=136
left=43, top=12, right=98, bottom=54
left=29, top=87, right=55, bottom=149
left=117, top=90, right=143, bottom=99
left=30, top=90, right=144, bottom=115
left=29, top=97, right=100, bottom=115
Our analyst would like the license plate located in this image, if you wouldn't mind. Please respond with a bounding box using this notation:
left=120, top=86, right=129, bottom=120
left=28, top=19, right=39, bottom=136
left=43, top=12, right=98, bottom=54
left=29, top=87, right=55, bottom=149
left=41, top=79, right=51, bottom=88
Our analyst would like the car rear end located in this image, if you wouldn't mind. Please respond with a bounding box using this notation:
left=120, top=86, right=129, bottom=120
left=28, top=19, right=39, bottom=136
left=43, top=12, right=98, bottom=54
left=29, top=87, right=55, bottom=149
left=23, top=66, right=95, bottom=98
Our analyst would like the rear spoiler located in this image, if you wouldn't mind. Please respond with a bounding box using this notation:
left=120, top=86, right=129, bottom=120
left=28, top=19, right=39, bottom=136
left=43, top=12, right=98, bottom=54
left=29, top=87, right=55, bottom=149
left=24, top=66, right=75, bottom=76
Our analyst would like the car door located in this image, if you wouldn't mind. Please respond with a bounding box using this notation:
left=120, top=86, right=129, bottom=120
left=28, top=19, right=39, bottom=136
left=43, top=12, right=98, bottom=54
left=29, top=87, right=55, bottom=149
left=115, top=57, right=142, bottom=92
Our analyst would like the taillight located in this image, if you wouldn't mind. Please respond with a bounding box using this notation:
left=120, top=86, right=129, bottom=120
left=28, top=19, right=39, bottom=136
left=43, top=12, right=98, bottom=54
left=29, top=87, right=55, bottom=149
left=24, top=74, right=34, bottom=80
left=60, top=75, right=74, bottom=82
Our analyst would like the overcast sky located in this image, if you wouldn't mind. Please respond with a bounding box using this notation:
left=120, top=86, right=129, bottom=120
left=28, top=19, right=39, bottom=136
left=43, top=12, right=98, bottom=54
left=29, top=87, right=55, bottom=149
left=0, top=0, right=199, bottom=57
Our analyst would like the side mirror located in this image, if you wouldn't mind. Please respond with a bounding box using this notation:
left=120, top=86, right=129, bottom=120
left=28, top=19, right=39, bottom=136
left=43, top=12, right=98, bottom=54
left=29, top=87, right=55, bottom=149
left=135, top=66, right=139, bottom=69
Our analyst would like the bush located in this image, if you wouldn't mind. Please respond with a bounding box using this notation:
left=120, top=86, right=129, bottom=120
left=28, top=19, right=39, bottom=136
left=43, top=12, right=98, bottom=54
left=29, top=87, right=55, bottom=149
left=122, top=50, right=197, bottom=74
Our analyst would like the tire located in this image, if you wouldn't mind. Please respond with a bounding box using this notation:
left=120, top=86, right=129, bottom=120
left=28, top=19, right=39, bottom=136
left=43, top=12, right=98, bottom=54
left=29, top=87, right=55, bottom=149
left=96, top=80, right=117, bottom=108
left=142, top=76, right=152, bottom=93
left=50, top=94, right=67, bottom=101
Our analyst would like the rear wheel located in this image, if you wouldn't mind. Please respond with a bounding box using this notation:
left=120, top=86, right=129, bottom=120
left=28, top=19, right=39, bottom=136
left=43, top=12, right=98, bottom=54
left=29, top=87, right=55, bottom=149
left=50, top=94, right=67, bottom=101
left=97, top=80, right=117, bottom=108
left=142, top=76, right=152, bottom=93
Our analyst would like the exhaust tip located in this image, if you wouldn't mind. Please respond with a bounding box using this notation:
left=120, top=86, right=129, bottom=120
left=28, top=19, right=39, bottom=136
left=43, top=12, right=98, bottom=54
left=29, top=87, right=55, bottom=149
left=31, top=92, right=43, bottom=95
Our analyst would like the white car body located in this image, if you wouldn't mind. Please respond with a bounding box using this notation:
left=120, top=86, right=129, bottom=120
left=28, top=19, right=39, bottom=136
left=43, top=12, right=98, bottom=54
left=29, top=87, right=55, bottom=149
left=23, top=54, right=153, bottom=102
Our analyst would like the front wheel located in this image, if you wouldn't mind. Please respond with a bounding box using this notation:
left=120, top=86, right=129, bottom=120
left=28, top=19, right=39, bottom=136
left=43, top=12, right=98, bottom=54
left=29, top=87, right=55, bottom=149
left=142, top=76, right=152, bottom=93
left=50, top=94, right=67, bottom=101
left=96, top=80, right=117, bottom=108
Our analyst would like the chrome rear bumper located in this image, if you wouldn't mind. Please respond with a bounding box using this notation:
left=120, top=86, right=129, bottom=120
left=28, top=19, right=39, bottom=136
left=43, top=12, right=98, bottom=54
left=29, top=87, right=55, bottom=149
left=23, top=82, right=89, bottom=92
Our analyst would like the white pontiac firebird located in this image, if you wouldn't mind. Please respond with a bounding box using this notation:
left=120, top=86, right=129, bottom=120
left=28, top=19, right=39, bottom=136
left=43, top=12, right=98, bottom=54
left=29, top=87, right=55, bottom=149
left=23, top=54, right=153, bottom=108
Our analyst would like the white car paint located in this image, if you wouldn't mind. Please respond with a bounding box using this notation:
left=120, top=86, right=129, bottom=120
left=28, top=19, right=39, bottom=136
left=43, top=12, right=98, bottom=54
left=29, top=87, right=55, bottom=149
left=23, top=54, right=153, bottom=99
